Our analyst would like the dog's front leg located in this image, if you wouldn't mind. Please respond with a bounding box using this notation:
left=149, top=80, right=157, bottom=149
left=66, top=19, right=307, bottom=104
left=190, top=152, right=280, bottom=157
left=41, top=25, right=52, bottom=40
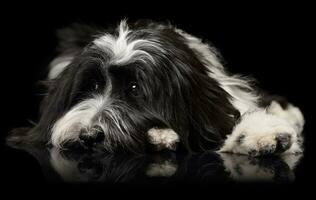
left=147, top=128, right=180, bottom=151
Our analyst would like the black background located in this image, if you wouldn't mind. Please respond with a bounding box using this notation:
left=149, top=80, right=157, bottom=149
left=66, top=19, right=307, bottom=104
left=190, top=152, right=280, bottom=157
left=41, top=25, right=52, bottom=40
left=1, top=1, right=314, bottom=196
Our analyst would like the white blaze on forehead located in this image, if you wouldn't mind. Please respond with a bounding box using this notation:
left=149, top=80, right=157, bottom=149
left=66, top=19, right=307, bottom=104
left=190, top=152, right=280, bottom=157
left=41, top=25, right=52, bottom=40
left=93, top=20, right=158, bottom=65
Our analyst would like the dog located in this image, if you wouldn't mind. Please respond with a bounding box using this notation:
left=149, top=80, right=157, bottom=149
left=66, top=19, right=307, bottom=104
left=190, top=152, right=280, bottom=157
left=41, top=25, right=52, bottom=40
left=7, top=20, right=305, bottom=156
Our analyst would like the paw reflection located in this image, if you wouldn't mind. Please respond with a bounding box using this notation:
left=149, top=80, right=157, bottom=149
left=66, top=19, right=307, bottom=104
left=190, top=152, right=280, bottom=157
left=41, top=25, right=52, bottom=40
left=219, top=153, right=302, bottom=182
left=7, top=141, right=302, bottom=183
left=146, top=161, right=178, bottom=177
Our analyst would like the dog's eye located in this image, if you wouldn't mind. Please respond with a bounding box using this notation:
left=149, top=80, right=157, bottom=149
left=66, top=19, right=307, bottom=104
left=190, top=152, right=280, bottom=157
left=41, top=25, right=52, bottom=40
left=128, top=81, right=139, bottom=97
left=94, top=83, right=99, bottom=90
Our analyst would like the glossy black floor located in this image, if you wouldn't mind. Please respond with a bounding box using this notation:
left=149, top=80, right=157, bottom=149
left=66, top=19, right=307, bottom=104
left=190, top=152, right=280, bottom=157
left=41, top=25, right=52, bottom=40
left=1, top=2, right=314, bottom=194
left=5, top=138, right=305, bottom=183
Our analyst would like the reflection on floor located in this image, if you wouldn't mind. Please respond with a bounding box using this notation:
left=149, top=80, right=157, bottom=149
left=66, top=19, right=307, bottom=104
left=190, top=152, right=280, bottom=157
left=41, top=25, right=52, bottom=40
left=7, top=141, right=302, bottom=183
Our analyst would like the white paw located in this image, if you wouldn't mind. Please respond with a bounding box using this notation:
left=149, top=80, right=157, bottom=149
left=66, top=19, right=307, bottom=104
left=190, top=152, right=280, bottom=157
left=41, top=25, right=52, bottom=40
left=219, top=109, right=302, bottom=156
left=147, top=128, right=180, bottom=151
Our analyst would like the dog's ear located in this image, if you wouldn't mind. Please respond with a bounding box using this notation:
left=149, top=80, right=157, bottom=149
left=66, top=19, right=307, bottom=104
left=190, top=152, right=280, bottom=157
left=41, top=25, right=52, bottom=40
left=6, top=127, right=34, bottom=147
left=47, top=23, right=102, bottom=80
left=8, top=60, right=82, bottom=145
left=55, top=23, right=101, bottom=55
left=6, top=24, right=100, bottom=146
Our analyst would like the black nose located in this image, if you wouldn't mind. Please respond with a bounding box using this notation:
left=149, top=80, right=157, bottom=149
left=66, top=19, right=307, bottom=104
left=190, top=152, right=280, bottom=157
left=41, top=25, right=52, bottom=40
left=79, top=126, right=105, bottom=147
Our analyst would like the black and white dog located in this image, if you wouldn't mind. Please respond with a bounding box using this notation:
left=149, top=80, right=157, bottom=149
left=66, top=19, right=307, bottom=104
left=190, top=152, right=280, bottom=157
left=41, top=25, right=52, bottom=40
left=8, top=20, right=305, bottom=156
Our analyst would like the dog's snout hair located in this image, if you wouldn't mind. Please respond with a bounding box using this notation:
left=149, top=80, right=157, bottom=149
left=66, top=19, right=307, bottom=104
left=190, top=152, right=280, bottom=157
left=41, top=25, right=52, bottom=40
left=51, top=93, right=152, bottom=152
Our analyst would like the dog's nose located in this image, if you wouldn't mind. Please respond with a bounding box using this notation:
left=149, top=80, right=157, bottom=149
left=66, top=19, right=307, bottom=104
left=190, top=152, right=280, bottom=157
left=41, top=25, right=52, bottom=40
left=79, top=126, right=105, bottom=147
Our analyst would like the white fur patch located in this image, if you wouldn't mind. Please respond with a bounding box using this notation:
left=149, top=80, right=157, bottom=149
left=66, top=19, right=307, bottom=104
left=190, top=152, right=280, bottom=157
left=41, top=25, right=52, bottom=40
left=94, top=20, right=160, bottom=65
left=219, top=109, right=301, bottom=155
left=48, top=56, right=73, bottom=79
left=147, top=128, right=180, bottom=150
left=267, top=101, right=305, bottom=133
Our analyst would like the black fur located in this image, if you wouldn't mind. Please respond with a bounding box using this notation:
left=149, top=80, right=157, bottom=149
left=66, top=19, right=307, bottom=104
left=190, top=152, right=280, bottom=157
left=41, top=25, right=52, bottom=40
left=8, top=21, right=241, bottom=153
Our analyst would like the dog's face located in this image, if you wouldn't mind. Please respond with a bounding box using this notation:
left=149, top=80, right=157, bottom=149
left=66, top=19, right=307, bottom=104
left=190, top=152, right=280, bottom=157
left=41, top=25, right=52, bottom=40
left=28, top=21, right=239, bottom=153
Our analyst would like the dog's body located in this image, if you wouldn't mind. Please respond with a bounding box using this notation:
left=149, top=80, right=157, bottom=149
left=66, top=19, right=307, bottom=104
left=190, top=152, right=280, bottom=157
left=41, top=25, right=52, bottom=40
left=9, top=20, right=305, bottom=156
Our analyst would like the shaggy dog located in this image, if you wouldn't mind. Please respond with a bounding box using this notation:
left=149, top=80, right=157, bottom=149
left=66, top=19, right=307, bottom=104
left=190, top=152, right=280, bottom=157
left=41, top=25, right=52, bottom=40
left=7, top=20, right=305, bottom=156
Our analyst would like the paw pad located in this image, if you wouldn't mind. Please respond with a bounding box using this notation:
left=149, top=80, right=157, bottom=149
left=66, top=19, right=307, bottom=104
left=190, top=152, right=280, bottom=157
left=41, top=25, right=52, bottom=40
left=259, top=144, right=276, bottom=155
left=248, top=149, right=258, bottom=157
left=248, top=134, right=292, bottom=157
left=275, top=134, right=292, bottom=153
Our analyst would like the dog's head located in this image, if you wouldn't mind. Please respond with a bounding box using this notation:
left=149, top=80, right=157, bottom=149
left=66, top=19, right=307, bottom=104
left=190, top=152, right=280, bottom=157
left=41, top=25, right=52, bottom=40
left=13, top=20, right=239, bottom=153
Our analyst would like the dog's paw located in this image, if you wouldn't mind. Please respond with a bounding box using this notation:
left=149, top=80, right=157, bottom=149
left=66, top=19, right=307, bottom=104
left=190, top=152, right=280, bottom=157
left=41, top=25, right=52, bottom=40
left=219, top=110, right=302, bottom=156
left=147, top=128, right=180, bottom=151
left=243, top=133, right=293, bottom=157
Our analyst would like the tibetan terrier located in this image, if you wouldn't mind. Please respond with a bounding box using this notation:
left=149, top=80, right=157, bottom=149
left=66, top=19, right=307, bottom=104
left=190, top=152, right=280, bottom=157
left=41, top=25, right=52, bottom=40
left=8, top=20, right=305, bottom=156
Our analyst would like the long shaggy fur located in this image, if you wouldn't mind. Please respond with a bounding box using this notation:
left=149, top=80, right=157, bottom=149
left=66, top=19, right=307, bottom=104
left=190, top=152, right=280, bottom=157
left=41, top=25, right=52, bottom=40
left=7, top=20, right=305, bottom=156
